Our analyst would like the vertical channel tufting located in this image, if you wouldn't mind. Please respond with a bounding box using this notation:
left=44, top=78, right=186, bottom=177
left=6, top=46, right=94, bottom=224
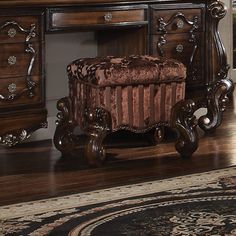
left=116, top=86, right=122, bottom=126
left=160, top=83, right=166, bottom=122
left=105, top=86, right=111, bottom=111
left=149, top=84, right=155, bottom=124
left=154, top=84, right=161, bottom=122
left=165, top=84, right=172, bottom=121
left=138, top=85, right=144, bottom=127
left=128, top=85, right=133, bottom=126
left=171, top=82, right=177, bottom=108
left=69, top=56, right=186, bottom=133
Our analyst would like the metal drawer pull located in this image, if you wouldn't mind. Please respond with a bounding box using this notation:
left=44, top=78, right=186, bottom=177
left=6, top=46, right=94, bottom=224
left=8, top=56, right=17, bottom=65
left=176, top=44, right=184, bottom=53
left=104, top=12, right=113, bottom=22
left=8, top=83, right=17, bottom=93
left=8, top=28, right=17, bottom=38
left=176, top=19, right=184, bottom=29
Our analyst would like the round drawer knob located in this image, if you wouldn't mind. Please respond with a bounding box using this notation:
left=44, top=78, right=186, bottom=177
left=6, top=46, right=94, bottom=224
left=8, top=56, right=17, bottom=65
left=104, top=12, right=113, bottom=22
left=176, top=44, right=184, bottom=53
left=176, top=19, right=184, bottom=29
left=8, top=28, right=17, bottom=38
left=8, top=83, right=17, bottom=93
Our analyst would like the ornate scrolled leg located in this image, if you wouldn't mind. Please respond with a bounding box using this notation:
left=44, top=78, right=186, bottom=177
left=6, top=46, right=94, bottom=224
left=84, top=107, right=112, bottom=167
left=199, top=78, right=234, bottom=132
left=171, top=99, right=198, bottom=158
left=199, top=0, right=234, bottom=132
left=53, top=97, right=77, bottom=156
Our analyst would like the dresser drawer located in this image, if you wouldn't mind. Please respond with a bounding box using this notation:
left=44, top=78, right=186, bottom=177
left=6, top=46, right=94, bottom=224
left=150, top=7, right=204, bottom=34
left=0, top=75, right=43, bottom=108
left=150, top=33, right=204, bottom=85
left=0, top=42, right=40, bottom=78
left=47, top=7, right=147, bottom=31
left=0, top=15, right=40, bottom=43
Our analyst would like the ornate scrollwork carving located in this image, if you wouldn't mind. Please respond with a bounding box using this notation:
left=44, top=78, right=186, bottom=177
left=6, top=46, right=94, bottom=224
left=85, top=107, right=112, bottom=132
left=199, top=77, right=234, bottom=132
left=156, top=12, right=199, bottom=81
left=0, top=129, right=29, bottom=147
left=208, top=0, right=227, bottom=19
left=199, top=0, right=234, bottom=132
left=84, top=107, right=112, bottom=166
left=0, top=21, right=37, bottom=101
left=171, top=99, right=198, bottom=157
left=53, top=97, right=78, bottom=155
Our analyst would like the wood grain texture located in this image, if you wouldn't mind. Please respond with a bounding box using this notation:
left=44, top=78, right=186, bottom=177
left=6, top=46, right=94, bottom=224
left=0, top=92, right=235, bottom=206
left=51, top=9, right=146, bottom=28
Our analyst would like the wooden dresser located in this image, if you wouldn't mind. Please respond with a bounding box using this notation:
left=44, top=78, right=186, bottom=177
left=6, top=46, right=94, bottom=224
left=0, top=0, right=233, bottom=146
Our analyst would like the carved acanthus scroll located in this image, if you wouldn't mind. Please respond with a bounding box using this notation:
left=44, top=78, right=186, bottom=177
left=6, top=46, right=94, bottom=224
left=198, top=0, right=234, bottom=132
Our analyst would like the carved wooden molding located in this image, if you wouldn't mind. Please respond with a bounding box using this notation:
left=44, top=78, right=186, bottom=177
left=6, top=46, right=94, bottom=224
left=0, top=129, right=29, bottom=146
left=0, top=21, right=37, bottom=101
left=156, top=12, right=199, bottom=81
left=171, top=99, right=199, bottom=157
left=198, top=0, right=234, bottom=132
left=53, top=97, right=78, bottom=154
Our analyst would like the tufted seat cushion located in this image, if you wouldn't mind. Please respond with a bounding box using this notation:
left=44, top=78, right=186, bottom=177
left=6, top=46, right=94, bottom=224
left=67, top=55, right=186, bottom=87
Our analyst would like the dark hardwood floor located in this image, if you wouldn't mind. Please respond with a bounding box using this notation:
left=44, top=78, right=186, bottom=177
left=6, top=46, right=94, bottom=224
left=1, top=93, right=236, bottom=206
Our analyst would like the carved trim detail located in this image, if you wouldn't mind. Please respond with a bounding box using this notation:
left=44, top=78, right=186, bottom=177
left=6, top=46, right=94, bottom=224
left=0, top=129, right=29, bottom=147
left=0, top=21, right=37, bottom=101
left=199, top=77, right=234, bottom=132
left=84, top=107, right=112, bottom=166
left=156, top=12, right=199, bottom=81
left=53, top=97, right=77, bottom=154
left=198, top=0, right=234, bottom=132
left=113, top=122, right=169, bottom=133
left=171, top=99, right=199, bottom=157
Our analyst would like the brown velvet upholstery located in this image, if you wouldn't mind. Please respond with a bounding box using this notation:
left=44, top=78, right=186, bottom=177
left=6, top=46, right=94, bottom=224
left=67, top=55, right=186, bottom=131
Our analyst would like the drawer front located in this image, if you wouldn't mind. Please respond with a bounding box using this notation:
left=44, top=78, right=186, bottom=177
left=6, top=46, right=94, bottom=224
left=150, top=33, right=204, bottom=85
left=0, top=42, right=40, bottom=78
left=0, top=15, right=40, bottom=43
left=150, top=8, right=203, bottom=34
left=0, top=75, right=43, bottom=108
left=49, top=8, right=147, bottom=30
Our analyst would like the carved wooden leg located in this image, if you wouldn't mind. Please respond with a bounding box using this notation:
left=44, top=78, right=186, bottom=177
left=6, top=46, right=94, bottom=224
left=53, top=97, right=77, bottom=156
left=84, top=107, right=112, bottom=167
left=199, top=78, right=234, bottom=132
left=171, top=99, right=198, bottom=158
left=198, top=1, right=234, bottom=132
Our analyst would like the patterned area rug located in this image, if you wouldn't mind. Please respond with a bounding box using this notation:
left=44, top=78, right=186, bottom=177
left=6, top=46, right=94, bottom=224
left=1, top=167, right=236, bottom=236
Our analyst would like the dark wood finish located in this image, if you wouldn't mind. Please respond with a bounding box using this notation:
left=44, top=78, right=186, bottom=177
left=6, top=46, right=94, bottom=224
left=149, top=3, right=205, bottom=87
left=150, top=33, right=204, bottom=85
left=49, top=8, right=147, bottom=29
left=150, top=6, right=204, bottom=34
left=53, top=97, right=77, bottom=155
left=171, top=99, right=198, bottom=157
left=0, top=43, right=40, bottom=78
left=0, top=0, right=233, bottom=147
left=97, top=27, right=148, bottom=56
left=0, top=15, right=40, bottom=43
left=0, top=10, right=47, bottom=146
left=0, top=76, right=43, bottom=107
left=0, top=93, right=236, bottom=206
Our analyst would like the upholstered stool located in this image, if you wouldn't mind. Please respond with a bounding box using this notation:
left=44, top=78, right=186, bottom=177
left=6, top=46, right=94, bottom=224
left=54, top=55, right=198, bottom=166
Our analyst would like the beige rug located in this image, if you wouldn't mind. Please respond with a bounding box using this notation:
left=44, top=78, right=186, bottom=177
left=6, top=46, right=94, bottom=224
left=0, top=166, right=236, bottom=235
